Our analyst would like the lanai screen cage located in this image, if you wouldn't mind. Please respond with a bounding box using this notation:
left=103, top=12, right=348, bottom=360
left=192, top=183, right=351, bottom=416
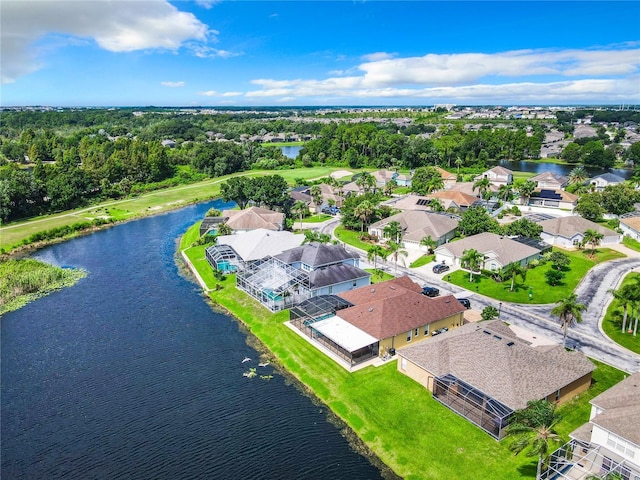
left=433, top=374, right=514, bottom=440
left=236, top=257, right=311, bottom=312
left=205, top=245, right=243, bottom=273
left=290, top=295, right=354, bottom=334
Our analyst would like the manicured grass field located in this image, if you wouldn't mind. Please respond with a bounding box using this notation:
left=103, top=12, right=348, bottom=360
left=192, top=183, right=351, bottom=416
left=365, top=268, right=395, bottom=283
left=410, top=254, right=434, bottom=268
left=623, top=236, right=640, bottom=253
left=181, top=231, right=626, bottom=480
left=334, top=226, right=374, bottom=251
left=446, top=248, right=625, bottom=304
left=299, top=213, right=333, bottom=223
left=601, top=272, right=640, bottom=354
left=0, top=167, right=360, bottom=252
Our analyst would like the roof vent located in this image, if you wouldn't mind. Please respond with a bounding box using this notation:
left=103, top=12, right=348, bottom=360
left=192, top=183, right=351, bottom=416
left=507, top=342, right=515, bottom=347
left=370, top=289, right=376, bottom=293
left=368, top=307, right=374, bottom=312
left=493, top=335, right=502, bottom=340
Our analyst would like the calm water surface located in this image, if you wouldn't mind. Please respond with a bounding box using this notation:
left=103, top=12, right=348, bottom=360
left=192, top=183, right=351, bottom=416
left=1, top=201, right=384, bottom=480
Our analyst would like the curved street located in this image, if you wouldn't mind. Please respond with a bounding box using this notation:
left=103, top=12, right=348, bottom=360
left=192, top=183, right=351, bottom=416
left=314, top=217, right=640, bottom=373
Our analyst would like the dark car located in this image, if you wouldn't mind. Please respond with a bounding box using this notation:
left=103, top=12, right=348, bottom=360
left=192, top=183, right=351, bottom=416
left=457, top=298, right=471, bottom=309
left=432, top=263, right=450, bottom=274
left=421, top=286, right=440, bottom=297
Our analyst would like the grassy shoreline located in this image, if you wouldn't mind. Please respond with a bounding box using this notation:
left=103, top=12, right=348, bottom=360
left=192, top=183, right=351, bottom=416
left=0, top=258, right=87, bottom=316
left=179, top=222, right=626, bottom=480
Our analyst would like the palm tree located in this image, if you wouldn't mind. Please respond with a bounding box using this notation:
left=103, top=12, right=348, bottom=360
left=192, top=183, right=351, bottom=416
left=568, top=165, right=589, bottom=185
left=461, top=248, right=485, bottom=283
left=353, top=200, right=375, bottom=233
left=498, top=184, right=514, bottom=202
left=356, top=172, right=376, bottom=193
left=473, top=176, right=492, bottom=200
left=517, top=180, right=536, bottom=207
left=454, top=156, right=463, bottom=178
left=506, top=400, right=562, bottom=480
left=217, top=222, right=232, bottom=236
left=419, top=235, right=437, bottom=254
left=583, top=229, right=604, bottom=257
left=292, top=200, right=309, bottom=229
left=367, top=245, right=388, bottom=271
left=384, top=178, right=397, bottom=196
left=607, top=285, right=635, bottom=334
left=383, top=220, right=403, bottom=243
left=429, top=198, right=445, bottom=212
left=385, top=240, right=407, bottom=275
left=310, top=185, right=323, bottom=217
left=502, top=262, right=527, bottom=292
left=551, top=294, right=587, bottom=347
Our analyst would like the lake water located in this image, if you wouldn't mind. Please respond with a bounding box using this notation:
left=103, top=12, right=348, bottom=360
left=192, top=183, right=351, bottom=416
left=0, top=201, right=385, bottom=480
left=281, top=146, right=633, bottom=179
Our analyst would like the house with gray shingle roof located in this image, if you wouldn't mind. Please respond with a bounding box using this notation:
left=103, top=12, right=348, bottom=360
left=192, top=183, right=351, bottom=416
left=368, top=211, right=459, bottom=251
left=589, top=173, right=625, bottom=192
left=434, top=232, right=543, bottom=271
left=543, top=372, right=640, bottom=480
left=537, top=215, right=622, bottom=248
left=475, top=166, right=513, bottom=186
left=530, top=171, right=569, bottom=190
left=397, top=320, right=594, bottom=439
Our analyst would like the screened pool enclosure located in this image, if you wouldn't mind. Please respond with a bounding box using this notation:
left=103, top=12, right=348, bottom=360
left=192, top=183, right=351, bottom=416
left=433, top=374, right=514, bottom=440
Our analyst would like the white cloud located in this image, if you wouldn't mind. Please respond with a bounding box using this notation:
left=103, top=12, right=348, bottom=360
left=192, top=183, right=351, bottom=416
left=161, top=81, right=185, bottom=88
left=1, top=0, right=210, bottom=83
left=193, top=46, right=243, bottom=59
left=221, top=91, right=243, bottom=97
left=361, top=52, right=394, bottom=62
left=241, top=46, right=640, bottom=103
left=198, top=90, right=218, bottom=96
left=195, top=0, right=220, bottom=9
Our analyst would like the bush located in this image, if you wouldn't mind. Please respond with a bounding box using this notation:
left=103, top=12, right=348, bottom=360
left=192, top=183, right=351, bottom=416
left=545, top=269, right=565, bottom=286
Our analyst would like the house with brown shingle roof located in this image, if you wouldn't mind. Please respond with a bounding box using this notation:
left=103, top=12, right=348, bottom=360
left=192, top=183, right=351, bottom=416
left=435, top=167, right=457, bottom=189
left=544, top=372, right=640, bottom=479
left=434, top=232, right=543, bottom=271
left=475, top=166, right=513, bottom=186
left=337, top=276, right=466, bottom=356
left=537, top=215, right=622, bottom=248
left=426, top=190, right=482, bottom=212
left=220, top=206, right=285, bottom=233
left=397, top=320, right=594, bottom=439
left=527, top=188, right=578, bottom=210
left=368, top=210, right=459, bottom=250
left=620, top=212, right=640, bottom=241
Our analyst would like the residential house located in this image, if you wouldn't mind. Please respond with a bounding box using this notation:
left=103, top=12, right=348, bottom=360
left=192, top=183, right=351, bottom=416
left=201, top=207, right=285, bottom=236
left=371, top=169, right=412, bottom=187
left=448, top=181, right=498, bottom=198
left=289, top=183, right=344, bottom=213
left=205, top=229, right=305, bottom=272
left=542, top=372, right=640, bottom=480
left=527, top=188, right=578, bottom=210
left=368, top=211, right=458, bottom=251
left=426, top=190, right=482, bottom=212
left=590, top=173, right=626, bottom=192
left=435, top=167, right=458, bottom=189
left=397, top=320, right=595, bottom=439
left=530, top=172, right=569, bottom=190
left=434, top=232, right=543, bottom=271
left=620, top=212, right=640, bottom=241
left=236, top=242, right=370, bottom=312
left=475, top=166, right=514, bottom=187
left=537, top=216, right=622, bottom=248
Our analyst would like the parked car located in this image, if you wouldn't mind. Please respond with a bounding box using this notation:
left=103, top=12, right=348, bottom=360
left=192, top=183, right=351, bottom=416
left=433, top=264, right=450, bottom=274
left=322, top=206, right=340, bottom=215
left=457, top=298, right=471, bottom=309
left=421, top=286, right=440, bottom=297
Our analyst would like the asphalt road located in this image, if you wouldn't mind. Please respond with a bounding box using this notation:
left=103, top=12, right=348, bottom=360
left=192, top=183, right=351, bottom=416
left=315, top=217, right=640, bottom=373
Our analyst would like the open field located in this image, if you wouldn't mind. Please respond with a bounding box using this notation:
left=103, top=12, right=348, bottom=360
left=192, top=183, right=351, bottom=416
left=180, top=226, right=626, bottom=480
left=0, top=167, right=357, bottom=252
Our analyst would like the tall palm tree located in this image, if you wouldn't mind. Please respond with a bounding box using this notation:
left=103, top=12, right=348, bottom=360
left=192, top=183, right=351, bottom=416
left=551, top=293, right=587, bottom=347
left=583, top=229, right=604, bottom=256
left=506, top=400, right=562, bottom=480
left=498, top=183, right=514, bottom=202
left=217, top=222, right=232, bottom=236
left=607, top=284, right=635, bottom=334
left=384, top=178, right=398, bottom=196
left=383, top=220, right=403, bottom=243
left=473, top=177, right=492, bottom=200
left=502, top=262, right=527, bottom=292
left=429, top=198, right=445, bottom=212
left=461, top=248, right=485, bottom=283
left=292, top=200, right=309, bottom=229
left=568, top=165, right=589, bottom=185
left=455, top=156, right=463, bottom=178
left=385, top=240, right=407, bottom=275
left=517, top=180, right=536, bottom=207
left=420, top=235, right=437, bottom=254
left=353, top=200, right=375, bottom=233
left=310, top=185, right=323, bottom=217
left=367, top=245, right=388, bottom=271
left=356, top=172, right=376, bottom=193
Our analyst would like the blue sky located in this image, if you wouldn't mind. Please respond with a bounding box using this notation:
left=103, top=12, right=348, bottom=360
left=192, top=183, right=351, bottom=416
left=2, top=1, right=639, bottom=106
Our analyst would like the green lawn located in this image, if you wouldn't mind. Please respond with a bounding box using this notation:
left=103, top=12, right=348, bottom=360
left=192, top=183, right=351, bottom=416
left=446, top=248, right=625, bottom=304
left=299, top=213, right=333, bottom=223
left=180, top=229, right=626, bottom=480
left=365, top=268, right=395, bottom=283
left=623, top=236, right=640, bottom=253
left=334, top=225, right=374, bottom=251
left=410, top=254, right=434, bottom=268
left=0, top=167, right=362, bottom=252
left=601, top=272, right=640, bottom=354
left=179, top=221, right=202, bottom=250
